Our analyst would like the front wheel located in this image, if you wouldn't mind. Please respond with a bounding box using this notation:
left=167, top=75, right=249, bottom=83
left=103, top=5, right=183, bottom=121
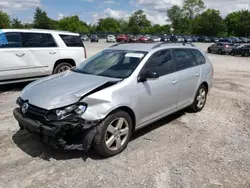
left=190, top=85, right=208, bottom=112
left=93, top=110, right=133, bottom=157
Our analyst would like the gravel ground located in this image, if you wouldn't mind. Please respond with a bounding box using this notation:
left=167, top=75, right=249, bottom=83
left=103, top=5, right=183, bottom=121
left=0, top=41, right=250, bottom=188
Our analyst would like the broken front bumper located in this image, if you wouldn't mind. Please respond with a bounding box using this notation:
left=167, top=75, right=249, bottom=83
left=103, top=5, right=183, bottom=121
left=13, top=108, right=98, bottom=151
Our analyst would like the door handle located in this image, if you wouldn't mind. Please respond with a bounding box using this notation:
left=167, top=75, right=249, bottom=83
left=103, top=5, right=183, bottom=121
left=49, top=51, right=56, bottom=55
left=195, top=73, right=200, bottom=77
left=172, top=80, right=178, bottom=85
left=16, top=53, right=25, bottom=57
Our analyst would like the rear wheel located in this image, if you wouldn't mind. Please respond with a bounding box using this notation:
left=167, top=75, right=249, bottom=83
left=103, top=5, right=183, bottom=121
left=207, top=48, right=211, bottom=53
left=244, top=52, right=249, bottom=57
left=93, top=110, right=132, bottom=157
left=218, top=49, right=222, bottom=55
left=53, top=62, right=72, bottom=74
left=190, top=85, right=208, bottom=112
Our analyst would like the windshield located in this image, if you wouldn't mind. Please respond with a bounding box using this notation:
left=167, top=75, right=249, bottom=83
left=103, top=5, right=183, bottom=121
left=73, top=49, right=147, bottom=79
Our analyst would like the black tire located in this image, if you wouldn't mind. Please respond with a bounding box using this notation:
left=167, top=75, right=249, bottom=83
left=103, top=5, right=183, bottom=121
left=207, top=48, right=211, bottom=53
left=53, top=62, right=73, bottom=74
left=244, top=52, right=249, bottom=57
left=93, top=110, right=133, bottom=157
left=19, top=123, right=24, bottom=130
left=231, top=51, right=235, bottom=56
left=218, top=49, right=222, bottom=55
left=190, top=85, right=208, bottom=112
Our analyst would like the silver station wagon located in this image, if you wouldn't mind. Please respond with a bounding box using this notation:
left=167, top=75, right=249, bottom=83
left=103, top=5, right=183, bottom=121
left=13, top=42, right=213, bottom=157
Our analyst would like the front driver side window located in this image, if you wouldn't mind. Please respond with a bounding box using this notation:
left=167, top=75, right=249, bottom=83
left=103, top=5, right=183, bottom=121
left=143, top=49, right=175, bottom=77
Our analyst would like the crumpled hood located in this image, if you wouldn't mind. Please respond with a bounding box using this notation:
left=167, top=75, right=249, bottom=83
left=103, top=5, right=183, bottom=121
left=20, top=71, right=120, bottom=110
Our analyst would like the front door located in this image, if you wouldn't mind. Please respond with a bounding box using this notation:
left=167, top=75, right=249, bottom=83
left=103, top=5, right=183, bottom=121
left=137, top=49, right=178, bottom=127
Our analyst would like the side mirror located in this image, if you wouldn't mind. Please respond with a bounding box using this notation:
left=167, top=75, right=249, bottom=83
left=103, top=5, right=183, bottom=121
left=138, top=70, right=159, bottom=82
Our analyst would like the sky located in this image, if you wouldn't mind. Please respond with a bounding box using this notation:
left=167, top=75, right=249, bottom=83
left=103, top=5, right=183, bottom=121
left=0, top=0, right=250, bottom=25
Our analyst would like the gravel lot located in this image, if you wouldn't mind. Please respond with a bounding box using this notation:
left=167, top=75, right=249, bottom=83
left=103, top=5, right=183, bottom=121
left=1, top=40, right=250, bottom=188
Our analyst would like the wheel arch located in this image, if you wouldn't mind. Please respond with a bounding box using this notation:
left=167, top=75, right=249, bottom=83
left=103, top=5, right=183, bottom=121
left=200, top=81, right=209, bottom=92
left=107, top=106, right=136, bottom=132
left=53, top=59, right=76, bottom=71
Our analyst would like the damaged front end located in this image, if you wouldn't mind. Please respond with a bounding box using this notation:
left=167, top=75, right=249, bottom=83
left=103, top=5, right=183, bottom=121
left=13, top=97, right=101, bottom=151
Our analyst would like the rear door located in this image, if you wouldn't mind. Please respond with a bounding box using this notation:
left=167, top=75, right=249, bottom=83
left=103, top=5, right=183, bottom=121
left=21, top=32, right=59, bottom=75
left=172, top=48, right=200, bottom=109
left=0, top=32, right=33, bottom=81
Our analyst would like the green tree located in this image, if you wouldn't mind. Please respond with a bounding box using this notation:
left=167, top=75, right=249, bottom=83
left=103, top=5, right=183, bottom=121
left=167, top=6, right=192, bottom=34
left=33, top=7, right=54, bottom=29
left=192, top=9, right=227, bottom=36
left=58, top=16, right=89, bottom=33
left=183, top=0, right=206, bottom=19
left=0, top=10, right=10, bottom=28
left=11, top=18, right=23, bottom=28
left=96, top=17, right=121, bottom=32
left=225, top=10, right=250, bottom=37
left=128, top=10, right=151, bottom=34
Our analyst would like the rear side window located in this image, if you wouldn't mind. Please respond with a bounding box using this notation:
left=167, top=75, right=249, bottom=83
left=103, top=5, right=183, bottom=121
left=173, top=49, right=197, bottom=71
left=22, top=33, right=57, bottom=48
left=59, top=34, right=83, bottom=47
left=190, top=49, right=206, bottom=65
left=0, top=32, right=22, bottom=48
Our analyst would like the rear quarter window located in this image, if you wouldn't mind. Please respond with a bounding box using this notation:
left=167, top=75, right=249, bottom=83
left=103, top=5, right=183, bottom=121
left=190, top=49, right=206, bottom=65
left=59, top=34, right=83, bottom=47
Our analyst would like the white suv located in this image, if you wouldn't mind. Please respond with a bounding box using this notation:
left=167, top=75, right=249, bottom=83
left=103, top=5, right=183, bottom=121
left=0, top=29, right=87, bottom=85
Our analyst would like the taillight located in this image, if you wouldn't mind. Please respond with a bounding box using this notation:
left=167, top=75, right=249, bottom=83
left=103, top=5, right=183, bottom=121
left=225, top=45, right=229, bottom=48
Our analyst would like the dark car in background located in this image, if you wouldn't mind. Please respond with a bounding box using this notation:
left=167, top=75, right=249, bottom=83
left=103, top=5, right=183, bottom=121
left=230, top=44, right=250, bottom=57
left=90, top=35, right=99, bottom=42
left=218, top=38, right=233, bottom=43
left=207, top=42, right=234, bottom=55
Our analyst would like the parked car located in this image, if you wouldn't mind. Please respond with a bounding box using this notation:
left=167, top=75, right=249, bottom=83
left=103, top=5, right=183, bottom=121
left=90, top=35, right=99, bottom=42
left=13, top=42, right=213, bottom=157
left=106, top=35, right=116, bottom=43
left=239, top=37, right=248, bottom=43
left=116, top=34, right=129, bottom=43
left=129, top=35, right=138, bottom=43
left=81, top=35, right=89, bottom=41
left=211, top=37, right=219, bottom=43
left=160, top=36, right=170, bottom=42
left=138, top=36, right=150, bottom=43
left=151, top=36, right=161, bottom=42
left=230, top=44, right=250, bottom=57
left=184, top=36, right=193, bottom=43
left=207, top=42, right=234, bottom=55
left=0, top=29, right=87, bottom=85
left=218, top=38, right=233, bottom=43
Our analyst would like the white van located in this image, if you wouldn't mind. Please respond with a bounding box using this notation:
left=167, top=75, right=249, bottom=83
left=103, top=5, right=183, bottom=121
left=0, top=29, right=87, bottom=85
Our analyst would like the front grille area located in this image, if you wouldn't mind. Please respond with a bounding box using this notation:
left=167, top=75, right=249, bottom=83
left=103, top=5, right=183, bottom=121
left=17, top=97, right=49, bottom=120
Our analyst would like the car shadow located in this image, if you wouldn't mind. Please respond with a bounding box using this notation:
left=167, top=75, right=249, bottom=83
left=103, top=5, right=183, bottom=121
left=12, top=110, right=186, bottom=161
left=132, top=110, right=185, bottom=141
left=0, top=82, right=31, bottom=93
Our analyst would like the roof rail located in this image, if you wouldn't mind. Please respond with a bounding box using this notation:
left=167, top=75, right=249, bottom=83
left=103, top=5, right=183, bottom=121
left=152, top=41, right=196, bottom=49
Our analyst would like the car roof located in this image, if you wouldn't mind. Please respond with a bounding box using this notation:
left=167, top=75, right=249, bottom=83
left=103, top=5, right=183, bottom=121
left=0, top=28, right=79, bottom=35
left=109, top=42, right=196, bottom=52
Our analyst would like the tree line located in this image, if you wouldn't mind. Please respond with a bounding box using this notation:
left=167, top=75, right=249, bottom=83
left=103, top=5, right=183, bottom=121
left=0, top=0, right=250, bottom=37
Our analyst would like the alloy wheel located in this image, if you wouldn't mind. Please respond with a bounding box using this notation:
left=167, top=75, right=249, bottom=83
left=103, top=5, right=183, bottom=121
left=105, top=117, right=129, bottom=151
left=197, top=88, right=206, bottom=109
